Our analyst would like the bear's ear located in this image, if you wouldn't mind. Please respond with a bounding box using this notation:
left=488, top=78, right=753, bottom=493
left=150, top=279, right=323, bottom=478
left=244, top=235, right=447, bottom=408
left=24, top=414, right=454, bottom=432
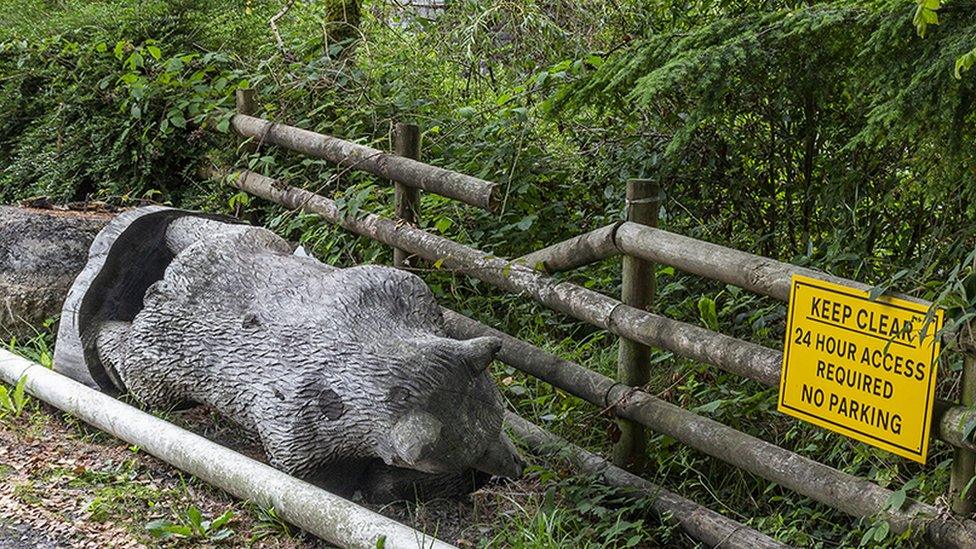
left=452, top=336, right=502, bottom=375
left=407, top=335, right=502, bottom=376
left=383, top=411, right=443, bottom=472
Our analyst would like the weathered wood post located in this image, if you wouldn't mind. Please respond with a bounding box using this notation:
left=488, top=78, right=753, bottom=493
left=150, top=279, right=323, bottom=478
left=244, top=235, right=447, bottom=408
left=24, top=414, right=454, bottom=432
left=393, top=123, right=421, bottom=269
left=612, top=178, right=662, bottom=470
left=951, top=352, right=976, bottom=514
left=235, top=89, right=257, bottom=152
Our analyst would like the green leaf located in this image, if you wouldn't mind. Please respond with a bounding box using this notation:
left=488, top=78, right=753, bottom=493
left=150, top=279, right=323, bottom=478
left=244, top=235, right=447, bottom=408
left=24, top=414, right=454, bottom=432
left=515, top=215, right=536, bottom=230
left=874, top=520, right=890, bottom=541
left=169, top=112, right=186, bottom=129
left=887, top=489, right=907, bottom=511
left=216, top=117, right=230, bottom=133
left=913, top=0, right=940, bottom=37
left=209, top=509, right=234, bottom=531
left=0, top=386, right=11, bottom=413
left=435, top=218, right=453, bottom=233
left=186, top=506, right=203, bottom=531
left=698, top=296, right=719, bottom=331
left=130, top=103, right=141, bottom=119
left=145, top=519, right=192, bottom=539
left=12, top=375, right=27, bottom=415
left=209, top=528, right=233, bottom=541
left=376, top=535, right=387, bottom=549
left=859, top=527, right=875, bottom=547
left=146, top=45, right=161, bottom=60
left=956, top=47, right=976, bottom=79
left=693, top=399, right=723, bottom=414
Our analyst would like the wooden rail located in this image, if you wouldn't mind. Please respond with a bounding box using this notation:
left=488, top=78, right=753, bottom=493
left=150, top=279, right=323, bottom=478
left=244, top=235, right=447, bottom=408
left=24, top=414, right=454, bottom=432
left=231, top=114, right=499, bottom=211
left=228, top=101, right=976, bottom=543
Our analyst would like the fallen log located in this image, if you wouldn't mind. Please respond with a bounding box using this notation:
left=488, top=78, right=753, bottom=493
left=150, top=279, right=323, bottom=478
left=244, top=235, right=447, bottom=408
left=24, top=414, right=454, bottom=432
left=0, top=206, right=109, bottom=343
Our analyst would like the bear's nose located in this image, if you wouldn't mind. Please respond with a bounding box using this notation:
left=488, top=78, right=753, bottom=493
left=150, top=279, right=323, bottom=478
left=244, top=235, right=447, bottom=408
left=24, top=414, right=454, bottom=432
left=473, top=434, right=524, bottom=478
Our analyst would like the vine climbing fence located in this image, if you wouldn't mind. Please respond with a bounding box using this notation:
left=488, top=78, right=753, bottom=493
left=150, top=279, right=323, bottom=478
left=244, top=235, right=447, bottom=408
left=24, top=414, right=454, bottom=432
left=227, top=89, right=976, bottom=547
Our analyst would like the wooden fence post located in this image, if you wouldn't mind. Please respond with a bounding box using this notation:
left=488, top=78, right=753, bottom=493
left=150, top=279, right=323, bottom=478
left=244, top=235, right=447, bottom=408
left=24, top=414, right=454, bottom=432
left=235, top=89, right=257, bottom=152
left=393, top=123, right=421, bottom=269
left=951, top=353, right=976, bottom=514
left=613, top=178, right=662, bottom=471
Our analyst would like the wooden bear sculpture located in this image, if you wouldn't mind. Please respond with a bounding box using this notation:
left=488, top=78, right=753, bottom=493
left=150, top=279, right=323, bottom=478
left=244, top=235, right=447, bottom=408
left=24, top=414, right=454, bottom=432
left=54, top=207, right=523, bottom=501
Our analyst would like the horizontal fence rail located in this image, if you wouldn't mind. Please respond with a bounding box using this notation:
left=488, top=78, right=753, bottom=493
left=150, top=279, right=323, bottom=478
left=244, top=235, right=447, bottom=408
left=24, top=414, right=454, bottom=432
left=517, top=222, right=622, bottom=273
left=522, top=220, right=930, bottom=307
left=227, top=169, right=976, bottom=546
left=231, top=114, right=499, bottom=211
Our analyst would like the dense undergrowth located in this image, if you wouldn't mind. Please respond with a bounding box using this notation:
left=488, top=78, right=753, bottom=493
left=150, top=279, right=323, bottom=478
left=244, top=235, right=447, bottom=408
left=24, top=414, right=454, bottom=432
left=2, top=0, right=976, bottom=546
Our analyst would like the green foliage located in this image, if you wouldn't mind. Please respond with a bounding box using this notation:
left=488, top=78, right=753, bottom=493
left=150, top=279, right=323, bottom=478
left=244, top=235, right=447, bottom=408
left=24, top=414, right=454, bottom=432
left=697, top=295, right=719, bottom=331
left=0, top=375, right=29, bottom=419
left=956, top=45, right=976, bottom=79
left=0, top=0, right=253, bottom=204
left=913, top=0, right=940, bottom=37
left=247, top=503, right=293, bottom=542
left=145, top=506, right=235, bottom=541
left=486, top=474, right=671, bottom=547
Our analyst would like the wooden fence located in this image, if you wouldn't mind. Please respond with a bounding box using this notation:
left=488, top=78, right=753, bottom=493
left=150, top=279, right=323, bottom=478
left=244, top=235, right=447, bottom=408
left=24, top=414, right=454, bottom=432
left=228, top=89, right=976, bottom=547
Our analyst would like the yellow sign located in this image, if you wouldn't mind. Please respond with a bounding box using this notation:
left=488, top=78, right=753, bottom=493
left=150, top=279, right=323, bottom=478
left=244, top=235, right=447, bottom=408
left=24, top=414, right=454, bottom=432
left=778, top=274, right=942, bottom=463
